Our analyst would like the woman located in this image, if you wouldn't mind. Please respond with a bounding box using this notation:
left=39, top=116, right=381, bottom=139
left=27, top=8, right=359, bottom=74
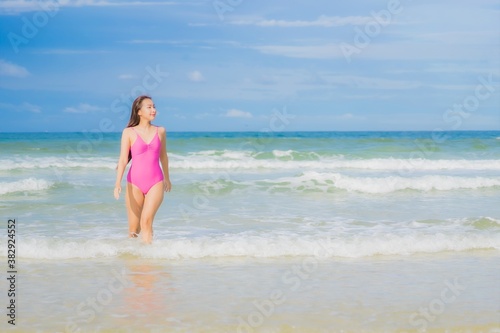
left=114, top=95, right=172, bottom=243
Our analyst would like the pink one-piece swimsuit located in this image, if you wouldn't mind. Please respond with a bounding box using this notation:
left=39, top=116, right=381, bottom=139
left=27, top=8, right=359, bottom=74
left=127, top=127, right=164, bottom=195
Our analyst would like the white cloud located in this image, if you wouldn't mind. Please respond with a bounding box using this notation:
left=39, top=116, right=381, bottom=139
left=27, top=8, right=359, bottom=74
left=224, top=109, right=252, bottom=118
left=231, top=15, right=372, bottom=27
left=63, top=103, right=106, bottom=113
left=123, top=40, right=168, bottom=44
left=118, top=74, right=136, bottom=80
left=252, top=39, right=497, bottom=62
left=0, top=102, right=41, bottom=113
left=194, top=112, right=212, bottom=119
left=423, top=63, right=499, bottom=76
left=0, top=0, right=180, bottom=15
left=252, top=44, right=345, bottom=59
left=35, top=49, right=110, bottom=55
left=188, top=71, right=205, bottom=82
left=337, top=113, right=366, bottom=121
left=325, top=75, right=421, bottom=90
left=22, top=102, right=42, bottom=113
left=0, top=59, right=29, bottom=77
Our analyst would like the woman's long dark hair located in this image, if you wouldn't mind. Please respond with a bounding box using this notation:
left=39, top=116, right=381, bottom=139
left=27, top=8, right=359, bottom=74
left=126, top=95, right=152, bottom=163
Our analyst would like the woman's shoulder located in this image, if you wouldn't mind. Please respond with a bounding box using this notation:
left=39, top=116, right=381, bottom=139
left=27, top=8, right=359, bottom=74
left=121, top=127, right=135, bottom=137
left=156, top=126, right=167, bottom=135
left=122, top=127, right=134, bottom=133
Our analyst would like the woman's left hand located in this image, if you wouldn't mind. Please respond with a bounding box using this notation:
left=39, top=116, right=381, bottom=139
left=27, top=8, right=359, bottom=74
left=164, top=179, right=172, bottom=192
left=114, top=186, right=121, bottom=200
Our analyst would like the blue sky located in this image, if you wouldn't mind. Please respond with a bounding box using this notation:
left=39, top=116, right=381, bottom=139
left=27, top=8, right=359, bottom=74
left=0, top=0, right=499, bottom=132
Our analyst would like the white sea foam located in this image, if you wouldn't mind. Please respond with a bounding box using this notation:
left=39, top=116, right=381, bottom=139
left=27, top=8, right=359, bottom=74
left=10, top=231, right=500, bottom=260
left=170, top=155, right=500, bottom=171
left=188, top=172, right=500, bottom=194
left=0, top=157, right=116, bottom=171
left=266, top=172, right=500, bottom=194
left=272, top=149, right=294, bottom=158
left=2, top=154, right=500, bottom=172
left=0, top=178, right=53, bottom=195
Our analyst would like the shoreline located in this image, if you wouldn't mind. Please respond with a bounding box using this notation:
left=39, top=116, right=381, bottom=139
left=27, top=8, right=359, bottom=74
left=3, top=251, right=499, bottom=332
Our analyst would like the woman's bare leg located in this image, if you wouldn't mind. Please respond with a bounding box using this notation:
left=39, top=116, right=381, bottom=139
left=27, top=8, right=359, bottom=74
left=140, top=181, right=164, bottom=244
left=126, top=182, right=145, bottom=238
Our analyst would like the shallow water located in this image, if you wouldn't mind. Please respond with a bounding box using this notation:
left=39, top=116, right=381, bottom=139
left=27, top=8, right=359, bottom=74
left=4, top=253, right=499, bottom=332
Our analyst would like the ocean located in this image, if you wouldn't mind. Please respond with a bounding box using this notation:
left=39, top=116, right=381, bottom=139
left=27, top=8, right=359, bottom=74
left=0, top=130, right=499, bottom=332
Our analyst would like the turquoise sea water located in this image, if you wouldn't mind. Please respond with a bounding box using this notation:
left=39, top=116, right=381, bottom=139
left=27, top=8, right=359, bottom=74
left=0, top=130, right=499, bottom=332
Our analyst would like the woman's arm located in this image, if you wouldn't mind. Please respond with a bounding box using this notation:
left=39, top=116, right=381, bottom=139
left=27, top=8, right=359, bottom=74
left=159, top=127, right=172, bottom=192
left=114, top=128, right=131, bottom=199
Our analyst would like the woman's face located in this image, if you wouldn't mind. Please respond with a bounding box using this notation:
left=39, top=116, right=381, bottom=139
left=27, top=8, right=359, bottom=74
left=138, top=99, right=156, bottom=121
